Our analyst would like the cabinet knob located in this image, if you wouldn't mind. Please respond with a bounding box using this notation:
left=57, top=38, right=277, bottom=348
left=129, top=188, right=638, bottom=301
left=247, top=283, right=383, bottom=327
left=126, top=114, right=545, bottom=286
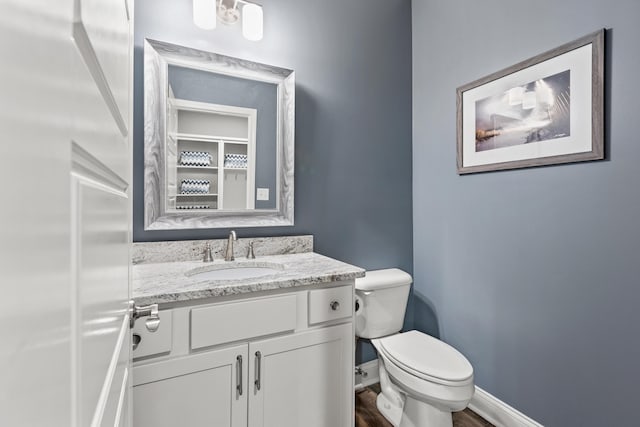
left=330, top=300, right=340, bottom=311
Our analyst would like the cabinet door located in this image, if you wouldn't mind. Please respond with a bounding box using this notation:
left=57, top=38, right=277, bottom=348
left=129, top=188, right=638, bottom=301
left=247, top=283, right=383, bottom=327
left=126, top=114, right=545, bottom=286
left=248, top=323, right=354, bottom=427
left=133, top=344, right=248, bottom=427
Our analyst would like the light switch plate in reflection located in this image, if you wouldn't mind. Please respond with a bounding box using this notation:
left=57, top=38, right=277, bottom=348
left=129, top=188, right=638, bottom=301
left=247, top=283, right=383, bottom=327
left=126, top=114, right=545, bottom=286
left=257, top=188, right=269, bottom=201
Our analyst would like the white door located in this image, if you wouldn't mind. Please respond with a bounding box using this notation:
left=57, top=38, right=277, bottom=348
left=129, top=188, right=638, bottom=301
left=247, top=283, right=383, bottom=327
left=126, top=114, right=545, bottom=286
left=0, top=0, right=133, bottom=426
left=248, top=324, right=354, bottom=427
left=133, top=345, right=249, bottom=427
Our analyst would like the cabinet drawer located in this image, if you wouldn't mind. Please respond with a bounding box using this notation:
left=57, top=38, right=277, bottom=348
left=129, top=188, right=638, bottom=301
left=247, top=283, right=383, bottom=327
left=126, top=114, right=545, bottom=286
left=191, top=295, right=297, bottom=350
left=308, top=285, right=353, bottom=325
left=133, top=310, right=173, bottom=359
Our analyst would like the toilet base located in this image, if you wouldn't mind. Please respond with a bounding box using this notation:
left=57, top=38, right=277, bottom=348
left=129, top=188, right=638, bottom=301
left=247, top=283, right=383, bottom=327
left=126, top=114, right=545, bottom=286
left=376, top=391, right=455, bottom=427
left=400, top=396, right=453, bottom=427
left=376, top=393, right=404, bottom=427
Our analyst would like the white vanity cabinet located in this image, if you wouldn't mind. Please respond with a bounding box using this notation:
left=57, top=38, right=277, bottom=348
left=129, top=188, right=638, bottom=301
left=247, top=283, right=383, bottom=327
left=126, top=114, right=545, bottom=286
left=133, top=345, right=248, bottom=427
left=132, top=283, right=354, bottom=427
left=248, top=324, right=352, bottom=427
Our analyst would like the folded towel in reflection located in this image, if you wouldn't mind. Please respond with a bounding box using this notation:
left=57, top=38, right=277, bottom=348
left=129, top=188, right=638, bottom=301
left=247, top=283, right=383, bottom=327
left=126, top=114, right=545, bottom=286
left=224, top=154, right=248, bottom=169
left=176, top=205, right=210, bottom=210
left=180, top=151, right=212, bottom=166
left=180, top=179, right=210, bottom=194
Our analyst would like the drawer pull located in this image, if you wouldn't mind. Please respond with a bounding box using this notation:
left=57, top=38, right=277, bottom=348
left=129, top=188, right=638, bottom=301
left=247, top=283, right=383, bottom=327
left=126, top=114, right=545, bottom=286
left=255, top=351, right=262, bottom=391
left=330, top=300, right=340, bottom=311
left=236, top=355, right=243, bottom=396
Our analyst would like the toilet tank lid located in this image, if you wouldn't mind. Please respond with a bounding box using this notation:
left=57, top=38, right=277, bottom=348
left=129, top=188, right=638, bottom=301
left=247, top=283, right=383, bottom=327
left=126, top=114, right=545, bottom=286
left=355, top=268, right=413, bottom=291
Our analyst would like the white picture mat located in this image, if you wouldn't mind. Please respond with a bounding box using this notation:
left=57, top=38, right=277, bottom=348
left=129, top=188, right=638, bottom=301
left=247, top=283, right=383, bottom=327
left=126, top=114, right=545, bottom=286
left=462, top=44, right=593, bottom=168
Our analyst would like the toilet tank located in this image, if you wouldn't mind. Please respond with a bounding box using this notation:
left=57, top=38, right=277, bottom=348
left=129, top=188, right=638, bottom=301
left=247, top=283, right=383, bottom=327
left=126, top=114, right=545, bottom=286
left=355, top=268, right=412, bottom=339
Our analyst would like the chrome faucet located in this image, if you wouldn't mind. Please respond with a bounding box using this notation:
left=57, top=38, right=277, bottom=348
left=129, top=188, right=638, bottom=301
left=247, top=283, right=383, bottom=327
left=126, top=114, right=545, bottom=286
left=224, top=230, right=237, bottom=261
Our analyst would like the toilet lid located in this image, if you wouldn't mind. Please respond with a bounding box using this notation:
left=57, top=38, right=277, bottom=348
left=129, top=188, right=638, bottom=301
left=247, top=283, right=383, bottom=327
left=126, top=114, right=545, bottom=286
left=378, top=330, right=473, bottom=383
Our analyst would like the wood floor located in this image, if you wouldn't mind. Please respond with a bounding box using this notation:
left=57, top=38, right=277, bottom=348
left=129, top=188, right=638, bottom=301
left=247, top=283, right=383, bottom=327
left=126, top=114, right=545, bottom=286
left=355, top=385, right=494, bottom=427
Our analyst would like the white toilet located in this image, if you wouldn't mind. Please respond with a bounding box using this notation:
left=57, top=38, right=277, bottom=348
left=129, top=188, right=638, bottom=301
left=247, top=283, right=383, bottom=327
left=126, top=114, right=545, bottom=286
left=355, top=269, right=474, bottom=427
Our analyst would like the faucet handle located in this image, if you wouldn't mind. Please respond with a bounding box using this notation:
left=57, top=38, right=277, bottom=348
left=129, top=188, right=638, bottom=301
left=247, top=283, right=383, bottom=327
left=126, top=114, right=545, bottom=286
left=247, top=241, right=255, bottom=259
left=203, top=242, right=213, bottom=263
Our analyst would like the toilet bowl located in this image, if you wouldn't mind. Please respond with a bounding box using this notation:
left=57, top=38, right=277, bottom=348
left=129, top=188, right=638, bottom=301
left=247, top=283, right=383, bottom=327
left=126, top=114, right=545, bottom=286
left=355, top=269, right=474, bottom=427
left=372, top=331, right=474, bottom=426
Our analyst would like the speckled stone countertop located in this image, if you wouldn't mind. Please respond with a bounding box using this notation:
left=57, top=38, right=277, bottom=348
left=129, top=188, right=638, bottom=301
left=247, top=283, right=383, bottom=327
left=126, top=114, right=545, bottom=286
left=132, top=251, right=365, bottom=306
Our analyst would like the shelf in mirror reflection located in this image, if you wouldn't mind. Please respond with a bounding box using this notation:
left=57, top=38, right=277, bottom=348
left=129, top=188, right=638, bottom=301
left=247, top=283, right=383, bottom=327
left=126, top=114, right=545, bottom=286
left=173, top=132, right=249, bottom=144
left=177, top=166, right=218, bottom=170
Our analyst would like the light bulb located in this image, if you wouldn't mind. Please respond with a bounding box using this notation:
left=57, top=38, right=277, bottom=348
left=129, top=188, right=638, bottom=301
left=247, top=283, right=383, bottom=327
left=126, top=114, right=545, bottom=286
left=193, top=0, right=217, bottom=30
left=242, top=3, right=263, bottom=41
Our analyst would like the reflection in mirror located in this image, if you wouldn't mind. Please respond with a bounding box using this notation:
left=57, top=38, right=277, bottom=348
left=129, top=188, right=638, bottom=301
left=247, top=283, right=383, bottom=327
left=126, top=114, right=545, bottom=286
left=144, top=39, right=294, bottom=230
left=168, top=65, right=278, bottom=211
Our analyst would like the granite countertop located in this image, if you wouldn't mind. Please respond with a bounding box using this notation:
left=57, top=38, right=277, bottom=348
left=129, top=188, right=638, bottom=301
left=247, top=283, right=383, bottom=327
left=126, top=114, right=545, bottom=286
left=133, top=252, right=365, bottom=306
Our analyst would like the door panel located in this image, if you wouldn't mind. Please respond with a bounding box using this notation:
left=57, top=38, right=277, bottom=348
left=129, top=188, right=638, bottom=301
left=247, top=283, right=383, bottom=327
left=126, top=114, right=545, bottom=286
left=70, top=0, right=132, bottom=425
left=133, top=345, right=248, bottom=427
left=97, top=321, right=129, bottom=427
left=249, top=324, right=354, bottom=427
left=75, top=0, right=130, bottom=136
left=72, top=145, right=130, bottom=426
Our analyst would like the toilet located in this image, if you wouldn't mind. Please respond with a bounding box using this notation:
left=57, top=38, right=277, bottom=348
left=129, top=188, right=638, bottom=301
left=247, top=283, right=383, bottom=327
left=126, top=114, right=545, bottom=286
left=355, top=269, right=474, bottom=427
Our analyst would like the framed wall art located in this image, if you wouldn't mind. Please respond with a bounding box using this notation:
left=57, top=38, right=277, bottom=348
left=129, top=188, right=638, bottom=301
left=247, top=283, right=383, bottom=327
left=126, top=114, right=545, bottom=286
left=456, top=29, right=604, bottom=174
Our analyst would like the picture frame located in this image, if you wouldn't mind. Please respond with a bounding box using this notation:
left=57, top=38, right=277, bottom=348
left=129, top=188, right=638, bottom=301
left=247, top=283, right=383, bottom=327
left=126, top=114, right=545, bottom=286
left=456, top=29, right=604, bottom=174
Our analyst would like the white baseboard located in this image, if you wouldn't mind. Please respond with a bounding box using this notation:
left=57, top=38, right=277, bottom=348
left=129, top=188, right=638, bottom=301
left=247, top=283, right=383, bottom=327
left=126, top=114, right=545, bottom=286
left=355, top=359, right=380, bottom=389
left=357, top=358, right=542, bottom=427
left=469, top=386, right=543, bottom=427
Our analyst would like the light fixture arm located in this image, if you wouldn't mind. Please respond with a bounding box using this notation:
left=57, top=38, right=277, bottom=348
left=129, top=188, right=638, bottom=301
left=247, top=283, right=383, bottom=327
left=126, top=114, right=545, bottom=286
left=217, top=0, right=260, bottom=11
left=194, top=0, right=263, bottom=41
left=234, top=0, right=259, bottom=6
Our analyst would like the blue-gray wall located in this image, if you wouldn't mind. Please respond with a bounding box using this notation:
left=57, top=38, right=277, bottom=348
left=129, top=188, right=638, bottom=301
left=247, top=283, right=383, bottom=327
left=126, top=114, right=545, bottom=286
left=168, top=65, right=278, bottom=209
left=412, top=1, right=640, bottom=426
left=134, top=0, right=413, bottom=272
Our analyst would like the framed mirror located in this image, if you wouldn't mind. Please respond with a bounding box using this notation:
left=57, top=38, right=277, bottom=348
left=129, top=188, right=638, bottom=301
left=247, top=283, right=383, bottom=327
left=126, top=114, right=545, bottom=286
left=143, top=39, right=294, bottom=230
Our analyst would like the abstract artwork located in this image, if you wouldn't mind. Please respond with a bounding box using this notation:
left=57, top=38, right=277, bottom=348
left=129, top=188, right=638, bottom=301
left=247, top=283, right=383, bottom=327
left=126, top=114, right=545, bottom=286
left=457, top=30, right=604, bottom=174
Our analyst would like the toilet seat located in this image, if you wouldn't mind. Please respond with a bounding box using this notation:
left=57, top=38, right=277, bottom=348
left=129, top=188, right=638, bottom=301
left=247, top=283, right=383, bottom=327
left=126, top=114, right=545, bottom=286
left=377, top=330, right=473, bottom=386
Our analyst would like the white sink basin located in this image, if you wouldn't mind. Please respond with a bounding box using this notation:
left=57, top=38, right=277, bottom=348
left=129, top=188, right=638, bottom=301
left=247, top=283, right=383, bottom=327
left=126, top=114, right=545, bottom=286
left=186, top=262, right=284, bottom=281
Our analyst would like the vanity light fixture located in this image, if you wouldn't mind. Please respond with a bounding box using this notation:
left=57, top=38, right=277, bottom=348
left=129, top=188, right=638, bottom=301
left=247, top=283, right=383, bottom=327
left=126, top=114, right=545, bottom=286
left=241, top=3, right=263, bottom=41
left=193, top=0, right=264, bottom=41
left=193, top=0, right=217, bottom=30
